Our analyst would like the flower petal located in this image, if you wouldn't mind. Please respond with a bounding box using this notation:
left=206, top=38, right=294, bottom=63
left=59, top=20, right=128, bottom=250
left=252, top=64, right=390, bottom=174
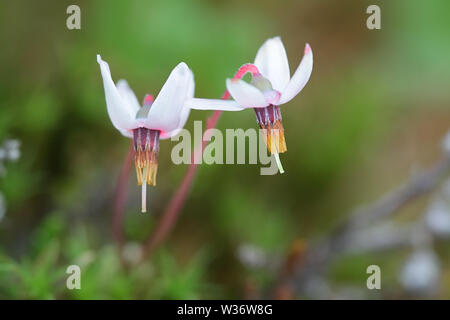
left=178, top=72, right=194, bottom=128
left=161, top=74, right=194, bottom=140
left=97, top=55, right=138, bottom=133
left=279, top=43, right=313, bottom=105
left=119, top=129, right=133, bottom=138
left=161, top=128, right=182, bottom=139
left=185, top=98, right=244, bottom=111
left=254, top=36, right=290, bottom=92
left=116, top=79, right=141, bottom=115
left=144, top=62, right=194, bottom=133
left=226, top=79, right=269, bottom=108
left=161, top=104, right=191, bottom=139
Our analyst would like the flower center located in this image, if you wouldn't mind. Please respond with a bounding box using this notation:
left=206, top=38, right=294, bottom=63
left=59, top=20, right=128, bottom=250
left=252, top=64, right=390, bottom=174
left=250, top=74, right=281, bottom=105
left=254, top=105, right=286, bottom=174
left=133, top=127, right=160, bottom=186
left=254, top=105, right=287, bottom=156
left=133, top=127, right=160, bottom=212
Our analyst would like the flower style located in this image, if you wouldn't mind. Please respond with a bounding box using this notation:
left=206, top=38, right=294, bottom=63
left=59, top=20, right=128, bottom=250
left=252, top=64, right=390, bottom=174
left=186, top=37, right=313, bottom=173
left=97, top=55, right=194, bottom=212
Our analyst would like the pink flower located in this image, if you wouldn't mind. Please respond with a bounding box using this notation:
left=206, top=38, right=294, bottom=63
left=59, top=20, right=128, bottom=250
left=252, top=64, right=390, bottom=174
left=187, top=37, right=313, bottom=173
left=97, top=55, right=194, bottom=212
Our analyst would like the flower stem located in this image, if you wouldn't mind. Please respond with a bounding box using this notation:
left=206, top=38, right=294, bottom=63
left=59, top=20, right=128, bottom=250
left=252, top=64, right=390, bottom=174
left=112, top=143, right=134, bottom=249
left=141, top=109, right=223, bottom=260
left=112, top=64, right=262, bottom=264
left=140, top=66, right=259, bottom=260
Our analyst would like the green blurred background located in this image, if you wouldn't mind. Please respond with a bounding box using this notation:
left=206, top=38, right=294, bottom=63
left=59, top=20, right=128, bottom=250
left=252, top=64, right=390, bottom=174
left=0, top=0, right=450, bottom=299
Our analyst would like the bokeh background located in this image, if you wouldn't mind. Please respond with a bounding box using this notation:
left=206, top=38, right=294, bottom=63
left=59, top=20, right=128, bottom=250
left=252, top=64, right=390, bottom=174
left=1, top=0, right=450, bottom=299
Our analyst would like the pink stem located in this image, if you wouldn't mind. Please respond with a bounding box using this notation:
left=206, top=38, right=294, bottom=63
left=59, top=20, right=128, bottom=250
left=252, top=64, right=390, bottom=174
left=141, top=64, right=259, bottom=260
left=141, top=109, right=223, bottom=260
left=112, top=143, right=134, bottom=248
left=234, top=63, right=260, bottom=79
left=112, top=63, right=261, bottom=262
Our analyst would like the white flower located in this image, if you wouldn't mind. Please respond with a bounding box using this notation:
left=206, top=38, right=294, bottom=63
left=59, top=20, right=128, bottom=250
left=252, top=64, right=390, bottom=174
left=186, top=37, right=313, bottom=174
left=426, top=202, right=450, bottom=236
left=97, top=55, right=194, bottom=139
left=400, top=250, right=441, bottom=295
left=97, top=55, right=194, bottom=212
left=186, top=36, right=313, bottom=111
left=3, top=139, right=20, bottom=161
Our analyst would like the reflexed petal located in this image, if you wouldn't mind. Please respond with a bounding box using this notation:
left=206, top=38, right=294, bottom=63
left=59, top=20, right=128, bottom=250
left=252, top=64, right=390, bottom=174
left=97, top=55, right=138, bottom=132
left=144, top=62, right=194, bottom=133
left=185, top=98, right=244, bottom=111
left=116, top=79, right=141, bottom=115
left=254, top=36, right=290, bottom=92
left=226, top=79, right=269, bottom=108
left=279, top=43, right=313, bottom=105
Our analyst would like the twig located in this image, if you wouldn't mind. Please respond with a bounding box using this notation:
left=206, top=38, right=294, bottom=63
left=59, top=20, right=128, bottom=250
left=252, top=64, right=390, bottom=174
left=272, top=152, right=450, bottom=298
left=343, top=156, right=450, bottom=232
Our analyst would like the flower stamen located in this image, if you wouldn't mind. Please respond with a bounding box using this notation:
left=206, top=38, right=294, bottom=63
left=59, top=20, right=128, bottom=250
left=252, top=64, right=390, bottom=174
left=141, top=168, right=147, bottom=213
left=255, top=105, right=286, bottom=174
left=133, top=127, right=160, bottom=212
left=255, top=105, right=287, bottom=154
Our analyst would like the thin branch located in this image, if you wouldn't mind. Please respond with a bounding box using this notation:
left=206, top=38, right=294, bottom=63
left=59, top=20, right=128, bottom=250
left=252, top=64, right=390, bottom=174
left=343, top=155, right=450, bottom=231
left=271, top=152, right=450, bottom=298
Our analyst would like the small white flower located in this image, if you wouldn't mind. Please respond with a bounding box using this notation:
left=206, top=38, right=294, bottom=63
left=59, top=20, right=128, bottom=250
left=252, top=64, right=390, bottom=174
left=426, top=201, right=450, bottom=237
left=237, top=244, right=267, bottom=269
left=97, top=55, right=194, bottom=212
left=4, top=139, right=20, bottom=161
left=227, top=37, right=313, bottom=109
left=400, top=250, right=441, bottom=295
left=187, top=36, right=313, bottom=111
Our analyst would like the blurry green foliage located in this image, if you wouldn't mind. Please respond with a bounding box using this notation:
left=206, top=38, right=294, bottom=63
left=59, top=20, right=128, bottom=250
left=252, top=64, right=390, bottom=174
left=0, top=0, right=449, bottom=299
